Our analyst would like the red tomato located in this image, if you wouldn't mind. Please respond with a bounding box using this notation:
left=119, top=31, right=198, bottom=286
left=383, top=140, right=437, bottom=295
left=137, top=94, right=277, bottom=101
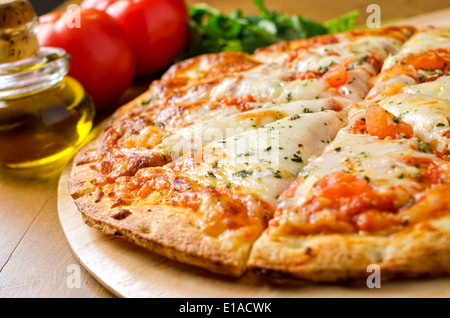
left=407, top=53, right=446, bottom=70
left=81, top=0, right=189, bottom=78
left=322, top=62, right=348, bottom=88
left=279, top=177, right=304, bottom=199
left=378, top=82, right=405, bottom=98
left=311, top=172, right=395, bottom=216
left=37, top=9, right=135, bottom=111
left=365, top=102, right=414, bottom=139
left=313, top=172, right=372, bottom=201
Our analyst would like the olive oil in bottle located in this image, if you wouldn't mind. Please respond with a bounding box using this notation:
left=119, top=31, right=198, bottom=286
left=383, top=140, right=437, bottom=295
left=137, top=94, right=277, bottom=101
left=0, top=0, right=95, bottom=171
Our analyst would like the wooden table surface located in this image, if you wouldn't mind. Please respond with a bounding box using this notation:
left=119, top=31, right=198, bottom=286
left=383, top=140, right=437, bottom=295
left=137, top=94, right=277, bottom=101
left=1, top=0, right=450, bottom=298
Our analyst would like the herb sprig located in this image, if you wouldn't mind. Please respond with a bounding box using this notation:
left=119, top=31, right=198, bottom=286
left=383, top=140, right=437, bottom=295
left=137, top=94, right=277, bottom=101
left=177, top=0, right=360, bottom=60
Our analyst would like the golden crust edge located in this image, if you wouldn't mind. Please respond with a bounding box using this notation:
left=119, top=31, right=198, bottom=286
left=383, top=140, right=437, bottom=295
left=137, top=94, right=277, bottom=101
left=73, top=194, right=252, bottom=278
left=68, top=89, right=153, bottom=200
left=247, top=216, right=450, bottom=282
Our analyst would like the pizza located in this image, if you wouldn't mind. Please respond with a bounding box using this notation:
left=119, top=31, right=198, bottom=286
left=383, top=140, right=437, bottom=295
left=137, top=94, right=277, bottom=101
left=69, top=25, right=450, bottom=282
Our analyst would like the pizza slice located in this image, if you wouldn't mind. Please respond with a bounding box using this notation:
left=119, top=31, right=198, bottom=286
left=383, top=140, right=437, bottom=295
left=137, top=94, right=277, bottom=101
left=253, top=26, right=415, bottom=101
left=71, top=110, right=347, bottom=277
left=154, top=97, right=351, bottom=161
left=376, top=77, right=450, bottom=155
left=149, top=61, right=342, bottom=106
left=366, top=27, right=450, bottom=101
left=247, top=104, right=450, bottom=282
left=253, top=27, right=413, bottom=66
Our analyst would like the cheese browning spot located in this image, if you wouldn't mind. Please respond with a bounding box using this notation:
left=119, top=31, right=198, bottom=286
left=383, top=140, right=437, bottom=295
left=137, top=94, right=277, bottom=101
left=111, top=209, right=132, bottom=220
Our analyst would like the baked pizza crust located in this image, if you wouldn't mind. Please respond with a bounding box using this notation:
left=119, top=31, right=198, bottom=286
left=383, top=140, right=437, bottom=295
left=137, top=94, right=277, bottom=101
left=69, top=103, right=253, bottom=278
left=69, top=123, right=263, bottom=277
left=247, top=216, right=450, bottom=282
left=73, top=193, right=252, bottom=277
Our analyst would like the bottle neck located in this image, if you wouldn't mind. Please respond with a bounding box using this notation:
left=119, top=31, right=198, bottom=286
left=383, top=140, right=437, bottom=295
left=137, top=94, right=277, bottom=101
left=0, top=16, right=40, bottom=63
left=0, top=47, right=69, bottom=99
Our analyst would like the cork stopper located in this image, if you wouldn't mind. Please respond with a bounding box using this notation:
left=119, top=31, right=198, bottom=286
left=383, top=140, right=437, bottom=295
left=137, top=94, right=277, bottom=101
left=0, top=0, right=39, bottom=63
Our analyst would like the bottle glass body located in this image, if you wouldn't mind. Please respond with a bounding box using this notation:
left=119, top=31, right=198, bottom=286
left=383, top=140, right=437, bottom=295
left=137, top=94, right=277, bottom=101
left=0, top=47, right=95, bottom=169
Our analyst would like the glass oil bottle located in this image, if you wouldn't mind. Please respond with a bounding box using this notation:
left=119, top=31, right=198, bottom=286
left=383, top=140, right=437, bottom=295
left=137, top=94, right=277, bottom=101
left=0, top=0, right=95, bottom=173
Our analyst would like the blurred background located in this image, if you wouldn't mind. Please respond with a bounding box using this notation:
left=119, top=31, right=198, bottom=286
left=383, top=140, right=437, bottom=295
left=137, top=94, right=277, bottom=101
left=30, top=0, right=450, bottom=24
left=29, top=0, right=65, bottom=15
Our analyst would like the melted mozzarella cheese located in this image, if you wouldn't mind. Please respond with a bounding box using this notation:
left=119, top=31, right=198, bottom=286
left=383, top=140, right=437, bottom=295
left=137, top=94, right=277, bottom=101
left=292, top=36, right=401, bottom=74
left=156, top=98, right=351, bottom=159
left=168, top=63, right=336, bottom=104
left=282, top=132, right=436, bottom=209
left=379, top=91, right=450, bottom=152
left=182, top=111, right=347, bottom=206
left=396, top=28, right=450, bottom=56
left=382, top=29, right=450, bottom=71
left=338, top=68, right=375, bottom=101
left=371, top=29, right=450, bottom=100
left=401, top=76, right=450, bottom=100
left=288, top=36, right=402, bottom=102
left=366, top=74, right=417, bottom=100
left=154, top=104, right=254, bottom=132
left=379, top=55, right=398, bottom=72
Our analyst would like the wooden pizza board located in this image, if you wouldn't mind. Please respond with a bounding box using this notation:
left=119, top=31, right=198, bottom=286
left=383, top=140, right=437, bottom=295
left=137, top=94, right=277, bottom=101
left=57, top=9, right=450, bottom=298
